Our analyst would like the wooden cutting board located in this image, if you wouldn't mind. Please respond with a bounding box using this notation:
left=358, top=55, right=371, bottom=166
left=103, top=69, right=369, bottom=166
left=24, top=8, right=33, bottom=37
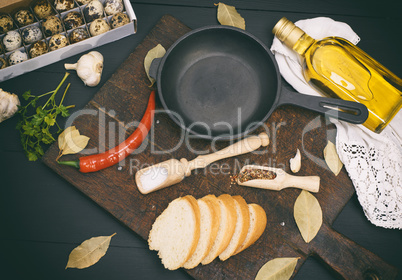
left=42, top=15, right=397, bottom=280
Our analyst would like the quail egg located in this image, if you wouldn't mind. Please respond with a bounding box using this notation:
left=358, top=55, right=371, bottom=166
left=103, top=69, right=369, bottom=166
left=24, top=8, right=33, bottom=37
left=89, top=19, right=110, bottom=36
left=48, top=33, right=68, bottom=51
left=21, top=25, right=43, bottom=44
left=0, top=14, right=14, bottom=34
left=63, top=11, right=84, bottom=30
left=110, top=12, right=129, bottom=29
left=84, top=0, right=104, bottom=22
left=42, top=16, right=63, bottom=37
left=29, top=40, right=48, bottom=58
left=0, top=57, right=7, bottom=69
left=76, top=0, right=91, bottom=4
left=14, top=9, right=35, bottom=27
left=104, top=0, right=124, bottom=16
left=69, top=27, right=89, bottom=43
left=54, top=0, right=75, bottom=12
left=8, top=50, right=28, bottom=65
left=33, top=0, right=55, bottom=20
left=3, top=31, right=22, bottom=52
left=0, top=41, right=4, bottom=54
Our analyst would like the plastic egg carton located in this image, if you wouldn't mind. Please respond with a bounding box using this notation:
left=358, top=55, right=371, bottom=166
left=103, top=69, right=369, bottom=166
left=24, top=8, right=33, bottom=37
left=0, top=0, right=136, bottom=82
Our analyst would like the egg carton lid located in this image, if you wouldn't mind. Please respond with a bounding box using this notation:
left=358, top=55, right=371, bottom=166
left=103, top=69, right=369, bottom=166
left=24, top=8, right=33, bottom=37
left=0, top=0, right=31, bottom=13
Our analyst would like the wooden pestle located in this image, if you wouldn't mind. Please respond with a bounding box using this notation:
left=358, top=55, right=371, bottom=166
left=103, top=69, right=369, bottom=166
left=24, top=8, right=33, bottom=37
left=236, top=165, right=320, bottom=192
left=135, top=133, right=269, bottom=194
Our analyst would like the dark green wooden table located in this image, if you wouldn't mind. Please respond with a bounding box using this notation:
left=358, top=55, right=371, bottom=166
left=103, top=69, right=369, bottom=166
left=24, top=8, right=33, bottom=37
left=1, top=1, right=401, bottom=279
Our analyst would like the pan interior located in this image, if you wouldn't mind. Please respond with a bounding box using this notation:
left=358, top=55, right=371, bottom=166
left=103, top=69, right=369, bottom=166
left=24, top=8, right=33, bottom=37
left=159, top=27, right=279, bottom=138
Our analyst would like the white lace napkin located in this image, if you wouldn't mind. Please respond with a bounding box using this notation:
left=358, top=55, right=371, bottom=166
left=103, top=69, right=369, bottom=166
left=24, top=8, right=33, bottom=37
left=270, top=17, right=402, bottom=229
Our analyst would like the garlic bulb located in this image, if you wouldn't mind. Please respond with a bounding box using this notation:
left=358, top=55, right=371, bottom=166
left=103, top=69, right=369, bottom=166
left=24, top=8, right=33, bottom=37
left=0, top=88, right=20, bottom=123
left=64, top=51, right=104, bottom=87
left=290, top=148, right=301, bottom=173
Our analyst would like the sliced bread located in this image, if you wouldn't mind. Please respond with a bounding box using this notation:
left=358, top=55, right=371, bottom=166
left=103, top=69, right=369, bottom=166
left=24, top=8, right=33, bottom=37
left=234, top=203, right=267, bottom=255
left=183, top=194, right=221, bottom=269
left=201, top=194, right=237, bottom=265
left=148, top=195, right=201, bottom=270
left=218, top=195, right=250, bottom=261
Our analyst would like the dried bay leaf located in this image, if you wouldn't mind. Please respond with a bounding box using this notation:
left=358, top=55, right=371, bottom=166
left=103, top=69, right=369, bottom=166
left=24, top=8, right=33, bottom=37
left=144, top=44, right=166, bottom=86
left=63, top=134, right=90, bottom=154
left=255, top=257, right=299, bottom=280
left=57, top=126, right=90, bottom=160
left=215, top=2, right=245, bottom=30
left=58, top=126, right=76, bottom=150
left=323, top=140, right=343, bottom=176
left=294, top=190, right=322, bottom=243
left=66, top=233, right=116, bottom=269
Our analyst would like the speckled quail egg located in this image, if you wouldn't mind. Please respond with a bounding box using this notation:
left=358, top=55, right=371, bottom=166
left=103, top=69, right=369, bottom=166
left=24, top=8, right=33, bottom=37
left=29, top=40, right=48, bottom=58
left=48, top=33, right=68, bottom=51
left=3, top=31, right=22, bottom=52
left=63, top=11, right=84, bottom=30
left=76, top=0, right=91, bottom=4
left=21, top=25, right=43, bottom=44
left=8, top=50, right=28, bottom=65
left=54, top=0, right=75, bottom=12
left=0, top=42, right=4, bottom=54
left=0, top=57, right=7, bottom=69
left=89, top=19, right=110, bottom=36
left=0, top=14, right=14, bottom=34
left=14, top=9, right=35, bottom=27
left=104, top=0, right=124, bottom=16
left=42, top=16, right=63, bottom=37
left=33, top=0, right=55, bottom=20
left=110, top=12, right=129, bottom=29
left=69, top=27, right=89, bottom=43
left=84, top=0, right=104, bottom=22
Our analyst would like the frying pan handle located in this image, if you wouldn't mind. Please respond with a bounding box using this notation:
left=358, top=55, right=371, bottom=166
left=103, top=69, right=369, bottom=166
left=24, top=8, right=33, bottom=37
left=149, top=57, right=163, bottom=80
left=278, top=87, right=369, bottom=124
left=313, top=223, right=397, bottom=279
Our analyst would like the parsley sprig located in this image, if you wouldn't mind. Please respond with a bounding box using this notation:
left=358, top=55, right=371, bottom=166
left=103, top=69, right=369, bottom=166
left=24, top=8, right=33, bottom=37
left=16, top=73, right=75, bottom=161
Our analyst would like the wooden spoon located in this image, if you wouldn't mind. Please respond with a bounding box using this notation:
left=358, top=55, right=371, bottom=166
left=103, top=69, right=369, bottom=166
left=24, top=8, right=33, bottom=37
left=236, top=165, right=320, bottom=192
left=135, top=133, right=269, bottom=194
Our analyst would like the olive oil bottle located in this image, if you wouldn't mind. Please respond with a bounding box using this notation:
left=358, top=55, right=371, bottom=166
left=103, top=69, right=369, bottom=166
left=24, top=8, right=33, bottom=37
left=273, top=17, right=402, bottom=133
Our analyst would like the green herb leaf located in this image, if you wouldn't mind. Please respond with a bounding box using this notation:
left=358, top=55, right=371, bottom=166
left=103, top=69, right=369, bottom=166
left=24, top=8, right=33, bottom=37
left=27, top=152, right=38, bottom=161
left=22, top=90, right=31, bottom=100
left=44, top=114, right=56, bottom=126
left=16, top=73, right=74, bottom=161
left=31, top=115, right=43, bottom=126
left=59, top=105, right=70, bottom=117
left=31, top=98, right=37, bottom=108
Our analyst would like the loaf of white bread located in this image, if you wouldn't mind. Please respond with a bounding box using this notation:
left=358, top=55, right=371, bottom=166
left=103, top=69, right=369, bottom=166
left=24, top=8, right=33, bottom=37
left=148, top=194, right=267, bottom=270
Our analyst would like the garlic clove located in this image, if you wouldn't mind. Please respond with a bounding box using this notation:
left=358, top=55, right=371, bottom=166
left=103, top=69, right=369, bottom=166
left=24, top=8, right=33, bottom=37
left=82, top=72, right=101, bottom=87
left=290, top=148, right=301, bottom=173
left=0, top=88, right=20, bottom=123
left=64, top=51, right=104, bottom=87
left=89, top=51, right=104, bottom=63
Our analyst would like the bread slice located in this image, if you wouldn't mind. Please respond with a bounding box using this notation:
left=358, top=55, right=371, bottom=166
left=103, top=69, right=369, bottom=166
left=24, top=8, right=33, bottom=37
left=234, top=203, right=267, bottom=255
left=201, top=194, right=237, bottom=265
left=148, top=195, right=201, bottom=270
left=218, top=195, right=250, bottom=261
left=183, top=194, right=220, bottom=269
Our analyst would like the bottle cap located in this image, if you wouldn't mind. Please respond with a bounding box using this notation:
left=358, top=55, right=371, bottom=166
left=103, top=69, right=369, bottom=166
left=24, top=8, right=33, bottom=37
left=272, top=17, right=305, bottom=49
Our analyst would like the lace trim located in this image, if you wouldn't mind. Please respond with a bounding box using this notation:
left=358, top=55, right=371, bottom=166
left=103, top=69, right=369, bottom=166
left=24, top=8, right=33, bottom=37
left=339, top=140, right=402, bottom=229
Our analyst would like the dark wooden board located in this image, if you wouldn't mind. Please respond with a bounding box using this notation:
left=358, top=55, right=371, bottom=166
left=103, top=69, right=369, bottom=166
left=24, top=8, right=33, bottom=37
left=42, top=15, right=397, bottom=280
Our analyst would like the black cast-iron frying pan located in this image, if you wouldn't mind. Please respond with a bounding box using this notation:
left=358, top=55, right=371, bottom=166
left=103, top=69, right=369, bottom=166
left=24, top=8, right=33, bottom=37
left=149, top=26, right=368, bottom=140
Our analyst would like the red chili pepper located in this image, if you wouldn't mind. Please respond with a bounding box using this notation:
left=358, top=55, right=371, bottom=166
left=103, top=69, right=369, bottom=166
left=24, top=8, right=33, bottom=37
left=58, top=91, right=155, bottom=173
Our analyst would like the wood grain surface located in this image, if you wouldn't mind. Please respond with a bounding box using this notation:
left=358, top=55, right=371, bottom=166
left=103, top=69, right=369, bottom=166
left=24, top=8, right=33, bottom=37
left=42, top=15, right=397, bottom=280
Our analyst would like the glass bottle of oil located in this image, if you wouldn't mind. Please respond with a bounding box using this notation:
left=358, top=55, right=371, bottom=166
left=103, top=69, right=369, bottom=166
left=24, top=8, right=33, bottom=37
left=272, top=17, right=402, bottom=133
